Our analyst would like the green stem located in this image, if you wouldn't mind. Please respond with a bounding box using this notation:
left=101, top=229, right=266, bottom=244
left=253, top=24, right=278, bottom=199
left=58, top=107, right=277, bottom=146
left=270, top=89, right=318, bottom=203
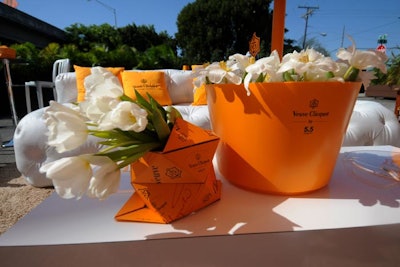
left=344, top=66, right=360, bottom=82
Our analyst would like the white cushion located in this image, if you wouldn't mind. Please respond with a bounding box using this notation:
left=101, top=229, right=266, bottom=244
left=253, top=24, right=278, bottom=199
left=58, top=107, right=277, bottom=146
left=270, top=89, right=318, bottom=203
left=55, top=72, right=78, bottom=103
left=163, top=69, right=194, bottom=104
left=13, top=106, right=102, bottom=187
left=173, top=104, right=211, bottom=129
left=123, top=69, right=195, bottom=104
left=343, top=100, right=400, bottom=146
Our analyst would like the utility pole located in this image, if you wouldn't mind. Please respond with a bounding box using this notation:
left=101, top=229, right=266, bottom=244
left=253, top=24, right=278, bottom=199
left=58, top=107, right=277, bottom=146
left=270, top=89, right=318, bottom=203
left=298, top=5, right=319, bottom=49
left=340, top=25, right=345, bottom=48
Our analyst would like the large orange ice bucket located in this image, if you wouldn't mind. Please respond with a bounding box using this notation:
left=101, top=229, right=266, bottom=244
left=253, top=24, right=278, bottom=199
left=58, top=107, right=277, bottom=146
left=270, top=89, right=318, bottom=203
left=206, top=82, right=361, bottom=194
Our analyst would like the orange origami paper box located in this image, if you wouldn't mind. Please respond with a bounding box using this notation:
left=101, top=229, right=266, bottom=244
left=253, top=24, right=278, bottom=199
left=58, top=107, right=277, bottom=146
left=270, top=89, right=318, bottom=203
left=115, top=118, right=222, bottom=224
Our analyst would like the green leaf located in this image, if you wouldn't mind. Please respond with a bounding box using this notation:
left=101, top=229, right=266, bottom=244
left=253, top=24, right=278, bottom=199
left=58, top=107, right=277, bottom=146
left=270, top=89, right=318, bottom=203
left=326, top=71, right=335, bottom=79
left=96, top=142, right=160, bottom=163
left=90, top=129, right=131, bottom=141
left=117, top=151, right=148, bottom=169
left=148, top=93, right=167, bottom=120
left=283, top=70, right=295, bottom=81
left=151, top=104, right=171, bottom=143
left=120, top=94, right=135, bottom=102
left=344, top=66, right=360, bottom=82
left=165, top=106, right=182, bottom=126
left=121, top=128, right=158, bottom=143
left=255, top=73, right=265, bottom=83
left=134, top=90, right=153, bottom=111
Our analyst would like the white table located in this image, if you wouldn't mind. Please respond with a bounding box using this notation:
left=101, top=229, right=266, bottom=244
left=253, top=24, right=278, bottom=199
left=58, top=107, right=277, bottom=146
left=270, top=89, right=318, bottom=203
left=0, top=146, right=399, bottom=266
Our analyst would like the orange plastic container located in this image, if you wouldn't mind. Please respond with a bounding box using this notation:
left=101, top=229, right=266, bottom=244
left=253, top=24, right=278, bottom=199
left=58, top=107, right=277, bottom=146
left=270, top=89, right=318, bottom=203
left=206, top=82, right=361, bottom=195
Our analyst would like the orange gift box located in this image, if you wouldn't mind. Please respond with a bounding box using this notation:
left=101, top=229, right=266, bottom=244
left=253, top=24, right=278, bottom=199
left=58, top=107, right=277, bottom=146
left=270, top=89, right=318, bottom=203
left=115, top=118, right=222, bottom=223
left=0, top=46, right=16, bottom=59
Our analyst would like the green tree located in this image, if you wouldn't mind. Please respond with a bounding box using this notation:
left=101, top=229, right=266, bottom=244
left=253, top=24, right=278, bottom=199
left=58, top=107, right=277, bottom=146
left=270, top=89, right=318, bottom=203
left=64, top=23, right=121, bottom=51
left=176, top=0, right=273, bottom=64
left=176, top=0, right=301, bottom=65
left=385, top=51, right=400, bottom=86
left=62, top=23, right=178, bottom=69
left=10, top=42, right=53, bottom=82
left=135, top=44, right=180, bottom=69
left=372, top=51, right=400, bottom=86
left=118, top=24, right=176, bottom=53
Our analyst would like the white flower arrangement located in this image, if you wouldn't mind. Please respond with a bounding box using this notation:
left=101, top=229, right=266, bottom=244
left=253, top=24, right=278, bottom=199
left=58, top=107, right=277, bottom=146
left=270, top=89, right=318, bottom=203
left=193, top=37, right=388, bottom=96
left=40, top=67, right=182, bottom=200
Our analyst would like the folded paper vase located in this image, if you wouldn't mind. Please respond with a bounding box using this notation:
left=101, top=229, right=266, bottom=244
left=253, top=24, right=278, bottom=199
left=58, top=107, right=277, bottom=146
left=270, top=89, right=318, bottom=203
left=115, top=118, right=222, bottom=223
left=206, top=82, right=361, bottom=195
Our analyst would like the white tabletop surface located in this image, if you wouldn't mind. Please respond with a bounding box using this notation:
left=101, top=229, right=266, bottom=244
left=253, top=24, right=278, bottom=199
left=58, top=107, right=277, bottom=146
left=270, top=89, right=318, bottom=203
left=0, top=146, right=399, bottom=246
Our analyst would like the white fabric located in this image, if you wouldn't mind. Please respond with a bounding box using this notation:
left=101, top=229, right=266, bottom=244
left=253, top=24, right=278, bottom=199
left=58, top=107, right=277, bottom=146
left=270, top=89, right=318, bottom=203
left=55, top=69, right=197, bottom=104
left=344, top=100, right=400, bottom=147
left=55, top=72, right=79, bottom=103
left=174, top=104, right=211, bottom=129
left=163, top=69, right=194, bottom=104
left=13, top=107, right=101, bottom=187
left=122, top=69, right=195, bottom=104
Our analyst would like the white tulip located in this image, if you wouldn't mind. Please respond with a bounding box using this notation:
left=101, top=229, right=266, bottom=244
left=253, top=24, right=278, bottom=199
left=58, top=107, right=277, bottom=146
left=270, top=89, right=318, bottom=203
left=193, top=61, right=243, bottom=89
left=337, top=38, right=388, bottom=73
left=278, top=49, right=339, bottom=81
left=358, top=71, right=377, bottom=88
left=40, top=155, right=92, bottom=199
left=205, top=63, right=229, bottom=84
left=227, top=53, right=253, bottom=70
left=244, top=50, right=282, bottom=94
left=98, top=101, right=148, bottom=132
left=226, top=53, right=254, bottom=82
left=84, top=67, right=124, bottom=100
left=44, top=101, right=88, bottom=153
left=87, top=156, right=121, bottom=200
left=79, top=96, right=120, bottom=123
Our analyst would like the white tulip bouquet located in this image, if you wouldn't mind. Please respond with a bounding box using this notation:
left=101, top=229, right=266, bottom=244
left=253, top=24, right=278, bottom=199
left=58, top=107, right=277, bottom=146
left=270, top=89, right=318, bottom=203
left=193, top=37, right=388, bottom=95
left=39, top=67, right=182, bottom=200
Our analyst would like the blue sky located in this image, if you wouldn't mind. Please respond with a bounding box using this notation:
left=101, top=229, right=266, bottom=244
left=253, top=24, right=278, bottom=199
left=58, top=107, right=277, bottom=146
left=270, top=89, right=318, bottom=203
left=13, top=0, right=400, bottom=57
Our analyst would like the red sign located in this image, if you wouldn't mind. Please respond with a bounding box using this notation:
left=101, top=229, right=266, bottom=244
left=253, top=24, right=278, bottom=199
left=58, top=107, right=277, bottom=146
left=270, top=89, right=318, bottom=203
left=376, top=44, right=386, bottom=53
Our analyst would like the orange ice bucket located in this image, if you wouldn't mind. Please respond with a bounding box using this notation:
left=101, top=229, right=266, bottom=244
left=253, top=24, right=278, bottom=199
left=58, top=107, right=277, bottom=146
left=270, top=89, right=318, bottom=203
left=206, top=82, right=361, bottom=195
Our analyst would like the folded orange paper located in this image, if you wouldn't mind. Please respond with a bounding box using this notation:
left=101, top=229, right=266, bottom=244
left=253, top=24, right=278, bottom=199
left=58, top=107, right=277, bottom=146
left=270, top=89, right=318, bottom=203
left=115, top=118, right=222, bottom=223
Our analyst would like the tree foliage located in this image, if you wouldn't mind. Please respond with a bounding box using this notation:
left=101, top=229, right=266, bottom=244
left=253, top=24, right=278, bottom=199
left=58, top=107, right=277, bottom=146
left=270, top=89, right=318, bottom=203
left=4, top=23, right=180, bottom=86
left=65, top=23, right=121, bottom=51
left=3, top=2, right=305, bottom=85
left=303, top=37, right=330, bottom=56
left=372, top=49, right=400, bottom=86
left=118, top=24, right=176, bottom=52
left=176, top=0, right=274, bottom=64
left=63, top=23, right=178, bottom=69
left=385, top=51, right=400, bottom=86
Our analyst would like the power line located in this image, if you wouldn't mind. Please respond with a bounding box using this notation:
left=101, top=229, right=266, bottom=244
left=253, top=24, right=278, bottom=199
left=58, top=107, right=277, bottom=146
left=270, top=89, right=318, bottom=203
left=87, top=0, right=117, bottom=28
left=298, top=5, right=319, bottom=49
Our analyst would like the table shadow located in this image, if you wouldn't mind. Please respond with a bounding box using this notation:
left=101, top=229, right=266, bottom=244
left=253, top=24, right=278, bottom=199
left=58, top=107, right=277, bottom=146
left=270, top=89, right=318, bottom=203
left=147, top=150, right=400, bottom=240
left=305, top=151, right=399, bottom=208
